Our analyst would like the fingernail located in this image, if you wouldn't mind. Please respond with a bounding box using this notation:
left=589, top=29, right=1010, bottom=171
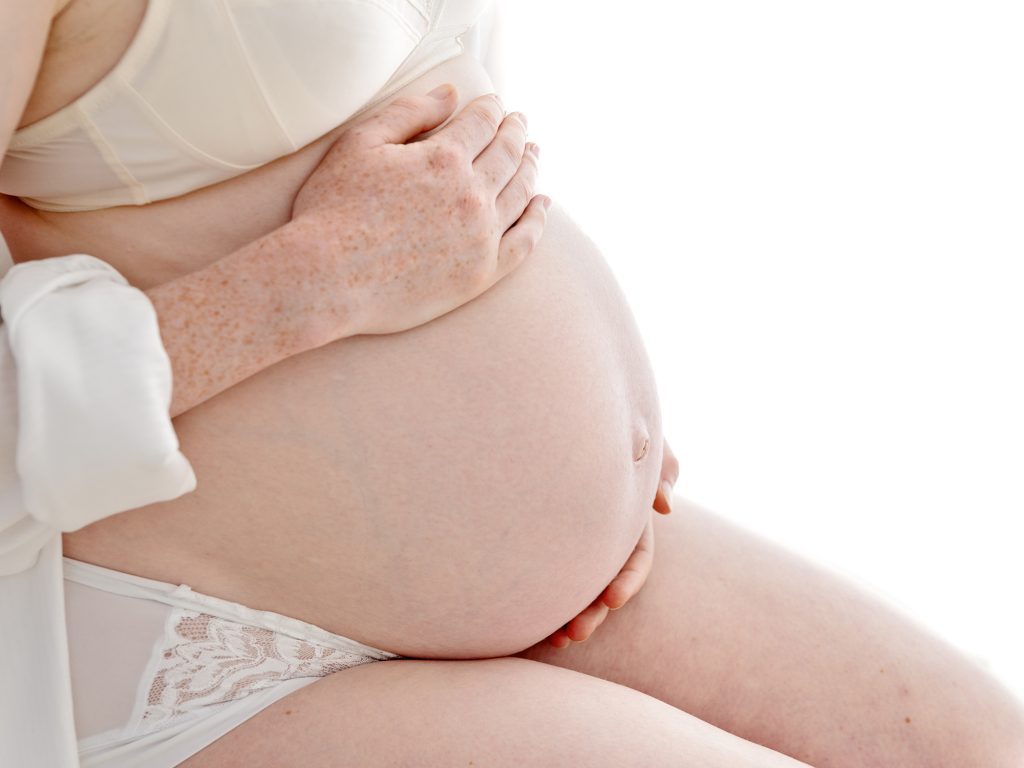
left=542, top=196, right=552, bottom=211
left=661, top=480, right=673, bottom=512
left=428, top=83, right=453, bottom=100
left=529, top=142, right=540, bottom=158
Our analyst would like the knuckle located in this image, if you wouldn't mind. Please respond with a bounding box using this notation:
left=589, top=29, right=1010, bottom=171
left=520, top=153, right=540, bottom=182
left=471, top=103, right=500, bottom=133
left=469, top=263, right=495, bottom=293
left=520, top=161, right=539, bottom=188
left=425, top=142, right=461, bottom=171
left=513, top=175, right=533, bottom=201
left=507, top=111, right=527, bottom=132
left=446, top=184, right=495, bottom=233
left=498, top=135, right=521, bottom=165
left=502, top=242, right=523, bottom=267
left=459, top=247, right=495, bottom=291
left=453, top=188, right=488, bottom=221
left=505, top=232, right=531, bottom=262
left=387, top=95, right=422, bottom=117
left=340, top=125, right=369, bottom=147
left=447, top=258, right=475, bottom=292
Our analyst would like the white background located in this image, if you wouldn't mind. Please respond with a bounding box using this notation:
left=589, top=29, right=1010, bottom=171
left=496, top=1, right=1023, bottom=699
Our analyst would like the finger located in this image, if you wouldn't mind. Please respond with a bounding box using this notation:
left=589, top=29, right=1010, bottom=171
left=600, top=516, right=655, bottom=610
left=653, top=438, right=680, bottom=514
left=495, top=194, right=549, bottom=277
left=548, top=628, right=572, bottom=649
left=653, top=483, right=672, bottom=515
left=566, top=599, right=610, bottom=642
left=344, top=84, right=460, bottom=148
left=663, top=438, right=680, bottom=486
left=432, top=92, right=506, bottom=158
left=473, top=111, right=528, bottom=193
left=495, top=142, right=540, bottom=230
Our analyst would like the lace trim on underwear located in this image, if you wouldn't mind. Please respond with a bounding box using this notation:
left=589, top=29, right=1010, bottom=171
left=131, top=607, right=382, bottom=736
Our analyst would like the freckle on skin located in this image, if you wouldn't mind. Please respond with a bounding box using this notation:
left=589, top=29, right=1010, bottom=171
left=904, top=716, right=912, bottom=724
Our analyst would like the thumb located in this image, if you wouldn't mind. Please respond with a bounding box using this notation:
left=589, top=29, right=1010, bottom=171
left=349, top=84, right=459, bottom=148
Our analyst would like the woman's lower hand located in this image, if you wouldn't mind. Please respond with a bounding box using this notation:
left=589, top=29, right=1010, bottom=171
left=546, top=438, right=680, bottom=649
left=652, top=437, right=679, bottom=515
left=289, top=84, right=550, bottom=348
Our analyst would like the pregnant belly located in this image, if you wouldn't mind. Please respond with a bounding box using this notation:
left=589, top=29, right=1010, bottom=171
left=56, top=59, right=664, bottom=659
left=64, top=203, right=664, bottom=658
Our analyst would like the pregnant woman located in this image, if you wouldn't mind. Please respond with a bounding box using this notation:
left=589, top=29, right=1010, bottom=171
left=1, top=0, right=1022, bottom=766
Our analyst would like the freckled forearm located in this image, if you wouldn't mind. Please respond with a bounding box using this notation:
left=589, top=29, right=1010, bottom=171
left=146, top=220, right=349, bottom=419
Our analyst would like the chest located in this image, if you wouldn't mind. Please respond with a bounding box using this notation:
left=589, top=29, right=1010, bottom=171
left=19, top=0, right=147, bottom=130
left=5, top=0, right=488, bottom=213
left=21, top=0, right=484, bottom=133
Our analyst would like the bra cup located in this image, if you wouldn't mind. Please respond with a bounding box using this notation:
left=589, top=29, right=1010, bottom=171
left=0, top=0, right=497, bottom=212
left=226, top=0, right=426, bottom=151
left=0, top=130, right=131, bottom=209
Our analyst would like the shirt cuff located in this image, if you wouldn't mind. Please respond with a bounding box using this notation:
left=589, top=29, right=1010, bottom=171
left=0, top=254, right=196, bottom=545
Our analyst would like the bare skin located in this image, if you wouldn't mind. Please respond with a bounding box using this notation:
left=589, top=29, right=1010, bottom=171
left=176, top=499, right=1024, bottom=767
left=517, top=497, right=1024, bottom=767
left=2, top=1, right=1023, bottom=765
left=180, top=657, right=818, bottom=768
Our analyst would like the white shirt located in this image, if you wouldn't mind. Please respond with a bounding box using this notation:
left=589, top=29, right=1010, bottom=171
left=0, top=234, right=197, bottom=768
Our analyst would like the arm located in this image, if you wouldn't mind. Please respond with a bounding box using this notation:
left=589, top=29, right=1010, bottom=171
left=1, top=101, right=546, bottom=547
left=138, top=80, right=547, bottom=419
left=0, top=2, right=53, bottom=162
left=0, top=0, right=308, bottom=422
left=144, top=222, right=313, bottom=419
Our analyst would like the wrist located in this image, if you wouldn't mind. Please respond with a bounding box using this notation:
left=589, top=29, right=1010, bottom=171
left=226, top=219, right=325, bottom=357
left=274, top=214, right=360, bottom=351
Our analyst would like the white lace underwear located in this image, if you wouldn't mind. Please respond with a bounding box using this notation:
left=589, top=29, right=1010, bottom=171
left=63, top=557, right=400, bottom=768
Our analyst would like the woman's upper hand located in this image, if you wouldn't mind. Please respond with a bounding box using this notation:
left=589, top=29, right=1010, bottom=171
left=290, top=84, right=549, bottom=345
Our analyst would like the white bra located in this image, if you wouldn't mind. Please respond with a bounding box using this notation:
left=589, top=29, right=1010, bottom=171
left=0, top=0, right=491, bottom=212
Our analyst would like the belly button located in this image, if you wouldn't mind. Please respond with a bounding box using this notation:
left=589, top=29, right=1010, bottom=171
left=633, top=436, right=650, bottom=463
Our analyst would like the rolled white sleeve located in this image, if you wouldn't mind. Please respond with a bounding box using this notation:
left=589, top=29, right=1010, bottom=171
left=0, top=253, right=196, bottom=572
left=0, top=244, right=197, bottom=767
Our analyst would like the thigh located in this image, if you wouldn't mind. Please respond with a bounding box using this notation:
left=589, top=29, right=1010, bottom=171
left=516, top=496, right=1024, bottom=767
left=179, top=657, right=812, bottom=767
